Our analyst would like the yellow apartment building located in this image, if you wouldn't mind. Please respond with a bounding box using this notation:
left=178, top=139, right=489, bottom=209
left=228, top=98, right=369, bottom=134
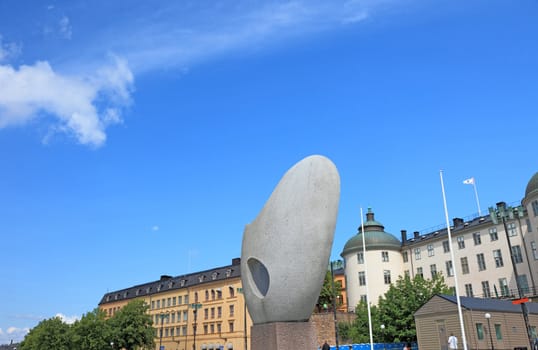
left=99, top=258, right=251, bottom=350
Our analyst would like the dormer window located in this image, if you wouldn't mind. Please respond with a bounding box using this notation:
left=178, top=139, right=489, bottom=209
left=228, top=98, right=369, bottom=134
left=212, top=272, right=218, bottom=280
left=180, top=279, right=186, bottom=287
left=225, top=269, right=232, bottom=278
left=198, top=275, right=205, bottom=283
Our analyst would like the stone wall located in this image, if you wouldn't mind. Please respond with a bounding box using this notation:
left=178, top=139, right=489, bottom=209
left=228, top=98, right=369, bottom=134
left=311, top=312, right=356, bottom=348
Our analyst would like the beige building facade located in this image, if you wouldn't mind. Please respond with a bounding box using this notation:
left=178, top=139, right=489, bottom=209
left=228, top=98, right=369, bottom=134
left=342, top=172, right=538, bottom=311
left=99, top=258, right=252, bottom=350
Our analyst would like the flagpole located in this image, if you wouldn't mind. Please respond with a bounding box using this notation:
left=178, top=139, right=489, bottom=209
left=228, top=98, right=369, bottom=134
left=440, top=170, right=468, bottom=350
left=472, top=181, right=482, bottom=216
left=360, top=207, right=374, bottom=350
left=464, top=177, right=482, bottom=216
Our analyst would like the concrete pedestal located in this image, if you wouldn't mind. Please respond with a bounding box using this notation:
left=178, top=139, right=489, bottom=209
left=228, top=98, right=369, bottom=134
left=251, top=321, right=318, bottom=350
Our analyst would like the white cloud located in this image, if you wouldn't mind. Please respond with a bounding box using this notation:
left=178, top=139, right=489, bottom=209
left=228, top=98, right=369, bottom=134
left=0, top=35, right=22, bottom=63
left=0, top=56, right=133, bottom=147
left=55, top=313, right=79, bottom=324
left=0, top=326, right=30, bottom=344
left=59, top=16, right=73, bottom=40
left=152, top=225, right=159, bottom=231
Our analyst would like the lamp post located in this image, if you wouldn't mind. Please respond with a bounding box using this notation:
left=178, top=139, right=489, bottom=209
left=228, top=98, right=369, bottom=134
left=330, top=261, right=340, bottom=350
left=485, top=313, right=494, bottom=350
left=190, top=303, right=203, bottom=350
left=110, top=341, right=114, bottom=349
left=380, top=324, right=386, bottom=350
left=489, top=203, right=533, bottom=349
left=159, top=313, right=169, bottom=350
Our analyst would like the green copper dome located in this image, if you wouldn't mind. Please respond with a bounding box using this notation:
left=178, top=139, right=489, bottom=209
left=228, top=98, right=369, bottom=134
left=525, top=172, right=538, bottom=198
left=341, top=208, right=401, bottom=256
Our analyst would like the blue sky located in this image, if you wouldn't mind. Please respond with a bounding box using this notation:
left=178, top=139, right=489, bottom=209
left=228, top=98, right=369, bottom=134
left=1, top=0, right=537, bottom=344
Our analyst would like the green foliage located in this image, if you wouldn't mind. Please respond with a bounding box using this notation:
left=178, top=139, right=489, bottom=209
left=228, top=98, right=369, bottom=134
left=377, top=273, right=452, bottom=342
left=20, top=300, right=154, bottom=350
left=341, top=273, right=451, bottom=343
left=71, top=308, right=111, bottom=350
left=317, top=264, right=343, bottom=312
left=20, top=316, right=72, bottom=350
left=108, top=299, right=154, bottom=350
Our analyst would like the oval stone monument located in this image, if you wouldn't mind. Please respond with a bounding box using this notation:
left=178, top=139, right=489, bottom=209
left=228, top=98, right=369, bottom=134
left=241, top=155, right=340, bottom=325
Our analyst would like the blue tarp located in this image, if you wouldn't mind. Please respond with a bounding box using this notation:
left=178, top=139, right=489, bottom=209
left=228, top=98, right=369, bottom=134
left=326, top=343, right=417, bottom=350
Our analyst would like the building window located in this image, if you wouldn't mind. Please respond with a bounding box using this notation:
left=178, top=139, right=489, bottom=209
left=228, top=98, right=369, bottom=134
left=217, top=323, right=221, bottom=334
left=427, top=244, right=434, bottom=257
left=532, top=200, right=538, bottom=217
left=499, top=278, right=509, bottom=296
left=518, top=274, right=530, bottom=293
left=476, top=323, right=484, bottom=340
left=481, top=281, right=491, bottom=298
left=229, top=322, right=234, bottom=333
left=532, top=242, right=538, bottom=260
left=472, top=232, right=481, bottom=245
left=403, top=251, right=408, bottom=263
left=171, top=313, right=175, bottom=323
left=183, top=310, right=188, bottom=321
left=203, top=325, right=208, bottom=335
left=417, top=267, right=423, bottom=278
left=457, top=236, right=465, bottom=249
left=218, top=306, right=222, bottom=318
left=465, top=283, right=473, bottom=297
left=194, top=292, right=198, bottom=303
left=211, top=290, right=216, bottom=300
left=495, top=324, right=503, bottom=340
left=404, top=270, right=410, bottom=277
left=172, top=297, right=176, bottom=306
left=489, top=227, right=498, bottom=241
left=383, top=270, right=391, bottom=284
left=527, top=219, right=532, bottom=232
left=477, top=253, right=486, bottom=271
left=229, top=305, right=235, bottom=317
left=357, top=252, right=364, bottom=264
left=512, top=245, right=523, bottom=263
left=229, top=286, right=235, bottom=298
left=443, top=240, right=450, bottom=253
left=157, top=300, right=161, bottom=309
left=446, top=260, right=454, bottom=277
left=151, top=301, right=155, bottom=310
left=415, top=248, right=421, bottom=260
left=359, top=271, right=366, bottom=286
left=204, top=308, right=209, bottom=320
left=494, top=249, right=504, bottom=267
left=507, top=222, right=517, bottom=236
left=382, top=251, right=389, bottom=262
left=360, top=295, right=367, bottom=303
left=184, top=295, right=189, bottom=304
left=461, top=257, right=469, bottom=274
left=430, top=264, right=437, bottom=278
left=210, top=324, right=214, bottom=334
left=211, top=307, right=215, bottom=319
left=205, top=290, right=209, bottom=301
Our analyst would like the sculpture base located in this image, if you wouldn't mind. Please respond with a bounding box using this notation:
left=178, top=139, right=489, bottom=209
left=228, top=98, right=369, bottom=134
left=251, top=321, right=318, bottom=350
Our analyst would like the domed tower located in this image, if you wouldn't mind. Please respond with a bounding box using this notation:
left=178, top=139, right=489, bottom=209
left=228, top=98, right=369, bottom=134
left=340, top=208, right=403, bottom=311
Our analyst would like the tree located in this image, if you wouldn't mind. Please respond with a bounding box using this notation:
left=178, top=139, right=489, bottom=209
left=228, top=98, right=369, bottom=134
left=376, top=273, right=452, bottom=342
left=317, top=263, right=343, bottom=312
left=338, top=300, right=380, bottom=344
left=71, top=308, right=112, bottom=350
left=20, top=316, right=72, bottom=350
left=108, top=299, right=154, bottom=350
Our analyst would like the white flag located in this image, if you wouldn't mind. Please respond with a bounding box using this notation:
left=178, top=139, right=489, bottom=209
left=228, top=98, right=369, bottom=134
left=463, top=177, right=475, bottom=185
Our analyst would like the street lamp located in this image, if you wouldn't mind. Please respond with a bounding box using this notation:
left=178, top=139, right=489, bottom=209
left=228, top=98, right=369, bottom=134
left=110, top=341, right=114, bottom=349
left=485, top=313, right=494, bottom=350
left=159, top=313, right=169, bottom=350
left=380, top=324, right=386, bottom=350
left=190, top=303, right=203, bottom=350
left=489, top=203, right=533, bottom=349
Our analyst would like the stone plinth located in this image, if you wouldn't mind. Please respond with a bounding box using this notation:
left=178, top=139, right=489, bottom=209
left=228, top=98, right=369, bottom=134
left=251, top=321, right=318, bottom=350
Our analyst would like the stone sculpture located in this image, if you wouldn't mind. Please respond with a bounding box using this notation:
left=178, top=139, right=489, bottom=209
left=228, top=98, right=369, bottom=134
left=241, top=155, right=340, bottom=324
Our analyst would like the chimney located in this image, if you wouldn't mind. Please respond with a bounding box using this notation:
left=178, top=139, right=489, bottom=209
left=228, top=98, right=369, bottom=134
left=401, top=230, right=407, bottom=243
left=232, top=257, right=241, bottom=266
left=366, top=207, right=374, bottom=222
left=453, top=218, right=464, bottom=227
left=160, top=275, right=173, bottom=281
left=414, top=231, right=419, bottom=239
